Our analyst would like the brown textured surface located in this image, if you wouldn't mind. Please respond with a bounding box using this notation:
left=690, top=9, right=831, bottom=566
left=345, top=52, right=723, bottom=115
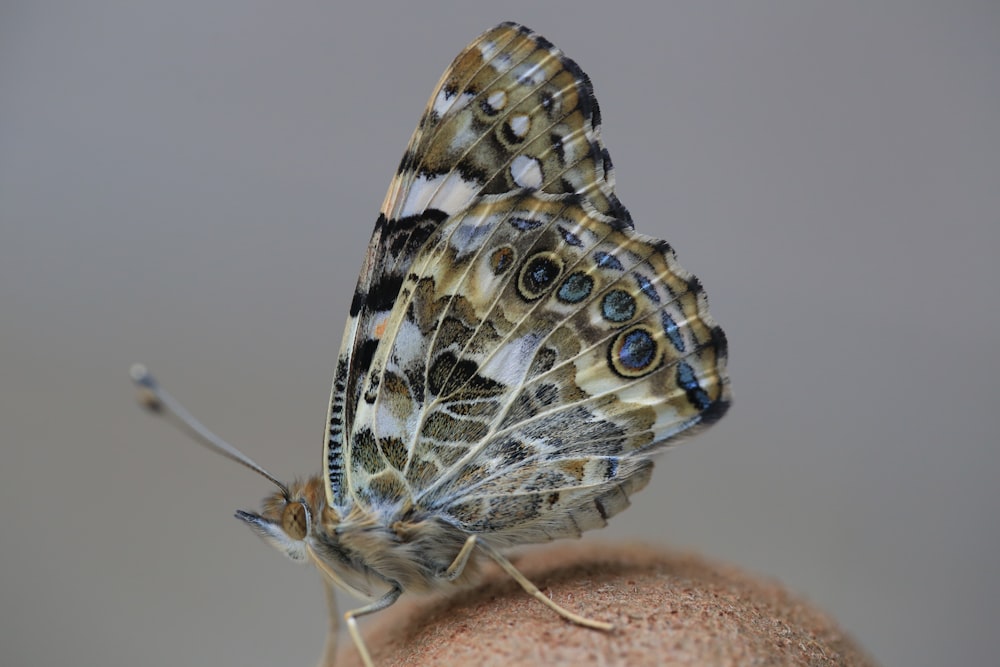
left=334, top=543, right=874, bottom=666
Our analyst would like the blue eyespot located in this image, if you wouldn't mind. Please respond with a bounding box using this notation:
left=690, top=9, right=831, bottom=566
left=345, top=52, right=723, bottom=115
left=608, top=326, right=661, bottom=377
left=557, top=272, right=593, bottom=303
left=601, top=290, right=636, bottom=323
left=618, top=329, right=656, bottom=370
left=518, top=252, right=563, bottom=300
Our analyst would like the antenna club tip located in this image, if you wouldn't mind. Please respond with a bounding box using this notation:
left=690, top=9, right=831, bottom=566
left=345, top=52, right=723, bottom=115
left=129, top=363, right=156, bottom=387
left=130, top=363, right=162, bottom=411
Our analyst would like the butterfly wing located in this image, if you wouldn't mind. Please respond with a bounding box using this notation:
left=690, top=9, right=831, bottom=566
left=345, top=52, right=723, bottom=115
left=347, top=190, right=729, bottom=543
left=326, top=22, right=631, bottom=507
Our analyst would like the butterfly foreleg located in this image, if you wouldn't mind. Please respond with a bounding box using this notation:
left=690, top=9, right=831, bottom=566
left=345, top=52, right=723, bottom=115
left=477, top=540, right=615, bottom=632
left=344, top=584, right=403, bottom=667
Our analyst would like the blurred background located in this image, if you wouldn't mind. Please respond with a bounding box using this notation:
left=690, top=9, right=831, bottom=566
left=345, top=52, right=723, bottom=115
left=2, top=2, right=997, bottom=665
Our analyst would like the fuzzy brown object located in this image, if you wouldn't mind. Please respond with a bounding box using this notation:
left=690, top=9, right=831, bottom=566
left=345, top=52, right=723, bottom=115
left=333, top=543, right=874, bottom=666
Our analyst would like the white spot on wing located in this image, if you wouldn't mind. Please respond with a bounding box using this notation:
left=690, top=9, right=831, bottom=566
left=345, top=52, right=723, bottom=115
left=451, top=219, right=494, bottom=258
left=399, top=172, right=481, bottom=217
left=432, top=88, right=473, bottom=117
left=515, top=62, right=546, bottom=85
left=494, top=54, right=513, bottom=70
left=509, top=114, right=530, bottom=138
left=511, top=155, right=543, bottom=189
left=374, top=396, right=407, bottom=442
left=478, top=40, right=497, bottom=60
left=558, top=131, right=580, bottom=164
left=486, top=90, right=507, bottom=111
left=480, top=334, right=540, bottom=386
left=390, top=319, right=425, bottom=369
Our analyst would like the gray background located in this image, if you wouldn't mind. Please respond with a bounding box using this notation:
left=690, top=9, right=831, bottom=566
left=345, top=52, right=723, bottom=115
left=2, top=2, right=997, bottom=666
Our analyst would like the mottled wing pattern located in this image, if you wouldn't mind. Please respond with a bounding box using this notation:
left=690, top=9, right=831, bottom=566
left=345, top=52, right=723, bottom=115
left=326, top=22, right=630, bottom=507
left=347, top=189, right=729, bottom=544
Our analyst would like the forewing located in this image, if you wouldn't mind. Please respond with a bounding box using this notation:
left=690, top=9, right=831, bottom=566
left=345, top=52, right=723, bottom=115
left=345, top=190, right=729, bottom=541
left=326, top=22, right=630, bottom=507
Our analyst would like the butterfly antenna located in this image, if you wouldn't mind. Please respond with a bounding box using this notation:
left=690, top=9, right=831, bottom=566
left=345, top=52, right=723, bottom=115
left=129, top=363, right=289, bottom=496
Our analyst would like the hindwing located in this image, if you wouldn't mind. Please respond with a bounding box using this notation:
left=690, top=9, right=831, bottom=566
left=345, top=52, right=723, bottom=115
left=344, top=190, right=729, bottom=544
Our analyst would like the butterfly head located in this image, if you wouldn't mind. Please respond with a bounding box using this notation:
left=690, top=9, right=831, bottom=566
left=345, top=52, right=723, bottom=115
left=127, top=367, right=342, bottom=563
left=235, top=476, right=333, bottom=562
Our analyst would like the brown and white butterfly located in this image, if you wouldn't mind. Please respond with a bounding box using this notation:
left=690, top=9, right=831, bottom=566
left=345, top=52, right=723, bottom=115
left=133, top=21, right=729, bottom=667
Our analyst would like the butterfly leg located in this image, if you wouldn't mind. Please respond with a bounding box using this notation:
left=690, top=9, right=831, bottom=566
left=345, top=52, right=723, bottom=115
left=477, top=539, right=614, bottom=631
left=442, top=534, right=478, bottom=581
left=344, top=584, right=403, bottom=667
left=317, top=576, right=341, bottom=667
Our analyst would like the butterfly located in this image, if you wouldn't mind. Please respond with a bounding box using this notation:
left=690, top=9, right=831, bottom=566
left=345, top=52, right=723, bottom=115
left=132, top=21, right=729, bottom=667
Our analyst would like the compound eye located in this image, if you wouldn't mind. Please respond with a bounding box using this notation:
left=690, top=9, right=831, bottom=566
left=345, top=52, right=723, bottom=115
left=281, top=501, right=310, bottom=540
